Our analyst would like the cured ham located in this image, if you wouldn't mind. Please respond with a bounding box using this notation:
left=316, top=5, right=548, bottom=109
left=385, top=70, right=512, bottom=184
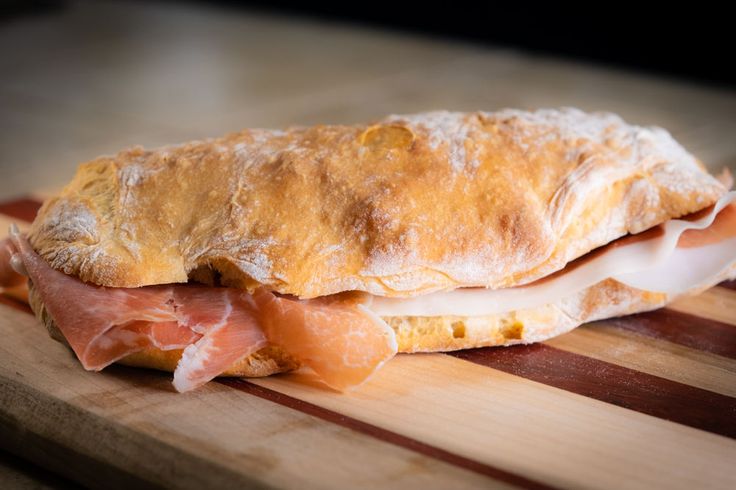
left=172, top=290, right=267, bottom=392
left=85, top=321, right=201, bottom=373
left=254, top=290, right=398, bottom=391
left=371, top=191, right=736, bottom=317
left=6, top=227, right=396, bottom=392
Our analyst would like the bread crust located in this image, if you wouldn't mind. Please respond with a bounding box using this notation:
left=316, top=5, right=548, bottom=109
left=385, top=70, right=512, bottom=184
left=28, top=109, right=725, bottom=298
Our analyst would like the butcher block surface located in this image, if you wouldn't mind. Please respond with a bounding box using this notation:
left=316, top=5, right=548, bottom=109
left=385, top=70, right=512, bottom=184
left=1, top=194, right=736, bottom=490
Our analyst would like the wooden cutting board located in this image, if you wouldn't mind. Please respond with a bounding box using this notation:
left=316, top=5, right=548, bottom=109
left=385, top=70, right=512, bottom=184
left=1, top=196, right=735, bottom=490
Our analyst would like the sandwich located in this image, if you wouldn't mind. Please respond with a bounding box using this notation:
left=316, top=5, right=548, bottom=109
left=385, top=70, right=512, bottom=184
left=1, top=108, right=734, bottom=392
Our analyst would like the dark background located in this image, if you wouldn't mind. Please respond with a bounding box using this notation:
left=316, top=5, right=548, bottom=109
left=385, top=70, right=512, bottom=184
left=2, top=0, right=733, bottom=87
left=212, top=1, right=732, bottom=87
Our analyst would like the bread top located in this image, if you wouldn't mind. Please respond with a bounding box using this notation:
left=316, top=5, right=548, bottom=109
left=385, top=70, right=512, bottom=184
left=29, top=108, right=725, bottom=298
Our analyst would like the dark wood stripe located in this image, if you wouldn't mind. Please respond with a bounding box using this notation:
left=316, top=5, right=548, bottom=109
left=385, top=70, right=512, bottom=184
left=0, top=198, right=42, bottom=223
left=0, top=295, right=33, bottom=315
left=219, top=379, right=555, bottom=490
left=450, top=344, right=736, bottom=439
left=602, top=309, right=736, bottom=359
left=718, top=280, right=736, bottom=291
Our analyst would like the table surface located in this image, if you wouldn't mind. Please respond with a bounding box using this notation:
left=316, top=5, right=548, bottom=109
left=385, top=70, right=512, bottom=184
left=2, top=0, right=736, bottom=200
left=1, top=1, right=735, bottom=489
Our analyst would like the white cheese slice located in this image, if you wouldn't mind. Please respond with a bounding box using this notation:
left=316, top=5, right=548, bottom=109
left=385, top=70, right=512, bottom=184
left=370, top=192, right=736, bottom=317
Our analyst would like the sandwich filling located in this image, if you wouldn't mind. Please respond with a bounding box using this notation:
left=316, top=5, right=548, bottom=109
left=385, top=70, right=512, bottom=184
left=2, top=192, right=736, bottom=392
left=371, top=192, right=736, bottom=316
left=4, top=230, right=397, bottom=392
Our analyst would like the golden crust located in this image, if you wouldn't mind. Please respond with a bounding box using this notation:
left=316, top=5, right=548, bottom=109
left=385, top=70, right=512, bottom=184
left=28, top=109, right=725, bottom=298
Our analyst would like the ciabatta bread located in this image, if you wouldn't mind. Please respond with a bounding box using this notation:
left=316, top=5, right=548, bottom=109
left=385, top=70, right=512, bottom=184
left=28, top=109, right=725, bottom=299
left=22, top=108, right=733, bottom=381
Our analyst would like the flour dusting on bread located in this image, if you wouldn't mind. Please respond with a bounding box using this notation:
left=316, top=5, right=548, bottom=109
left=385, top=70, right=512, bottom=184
left=28, top=109, right=726, bottom=298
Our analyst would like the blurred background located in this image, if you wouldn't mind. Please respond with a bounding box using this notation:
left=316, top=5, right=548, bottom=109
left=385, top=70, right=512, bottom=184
left=1, top=0, right=734, bottom=198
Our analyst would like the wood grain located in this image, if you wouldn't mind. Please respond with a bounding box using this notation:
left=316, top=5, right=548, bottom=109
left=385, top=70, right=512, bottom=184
left=0, top=304, right=503, bottom=490
left=253, top=355, right=736, bottom=490
left=219, top=379, right=551, bottom=490
left=546, top=323, right=736, bottom=397
left=0, top=450, right=77, bottom=490
left=4, top=290, right=736, bottom=489
left=601, top=308, right=736, bottom=359
left=668, top=287, right=736, bottom=325
left=451, top=344, right=736, bottom=438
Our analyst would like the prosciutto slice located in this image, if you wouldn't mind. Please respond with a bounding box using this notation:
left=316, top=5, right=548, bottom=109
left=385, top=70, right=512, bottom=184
left=5, top=228, right=396, bottom=392
left=172, top=289, right=267, bottom=393
left=254, top=290, right=398, bottom=391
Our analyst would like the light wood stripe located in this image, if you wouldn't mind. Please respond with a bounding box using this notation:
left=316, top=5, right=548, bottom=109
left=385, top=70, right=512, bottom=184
left=602, top=308, right=736, bottom=359
left=450, top=345, right=736, bottom=438
left=253, top=354, right=736, bottom=490
left=545, top=323, right=736, bottom=397
left=0, top=303, right=506, bottom=490
left=668, top=287, right=736, bottom=325
left=220, top=378, right=553, bottom=490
